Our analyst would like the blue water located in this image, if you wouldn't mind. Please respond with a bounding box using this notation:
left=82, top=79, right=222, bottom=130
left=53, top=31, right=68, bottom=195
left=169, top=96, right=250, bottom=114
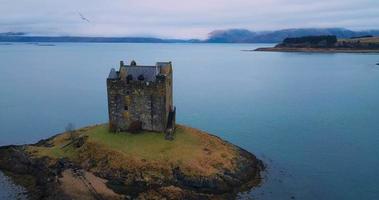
left=0, top=172, right=27, bottom=199
left=0, top=43, right=379, bottom=199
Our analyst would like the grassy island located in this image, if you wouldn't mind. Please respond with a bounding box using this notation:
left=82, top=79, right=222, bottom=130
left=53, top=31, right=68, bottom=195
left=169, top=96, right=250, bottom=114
left=0, top=124, right=263, bottom=200
left=255, top=36, right=379, bottom=53
left=28, top=124, right=239, bottom=176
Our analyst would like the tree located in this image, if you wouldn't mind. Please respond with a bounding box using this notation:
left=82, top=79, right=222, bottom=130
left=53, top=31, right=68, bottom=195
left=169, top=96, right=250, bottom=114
left=65, top=123, right=75, bottom=141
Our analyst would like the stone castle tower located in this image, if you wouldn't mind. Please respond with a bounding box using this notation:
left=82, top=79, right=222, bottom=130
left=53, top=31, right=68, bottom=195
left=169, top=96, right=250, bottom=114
left=106, top=60, right=175, bottom=133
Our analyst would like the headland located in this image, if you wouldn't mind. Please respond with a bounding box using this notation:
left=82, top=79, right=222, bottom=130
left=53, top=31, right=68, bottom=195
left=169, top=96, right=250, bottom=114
left=254, top=35, right=379, bottom=53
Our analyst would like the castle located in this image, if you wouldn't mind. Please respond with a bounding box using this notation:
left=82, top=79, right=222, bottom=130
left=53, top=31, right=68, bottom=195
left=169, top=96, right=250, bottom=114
left=106, top=60, right=175, bottom=133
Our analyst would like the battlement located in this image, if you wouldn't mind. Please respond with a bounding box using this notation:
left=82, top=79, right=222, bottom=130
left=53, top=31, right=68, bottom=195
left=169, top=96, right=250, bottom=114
left=106, top=60, right=175, bottom=133
left=108, top=60, right=172, bottom=82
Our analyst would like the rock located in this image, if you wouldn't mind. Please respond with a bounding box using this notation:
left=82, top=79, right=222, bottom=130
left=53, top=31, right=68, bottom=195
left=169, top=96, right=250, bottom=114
left=72, top=136, right=87, bottom=148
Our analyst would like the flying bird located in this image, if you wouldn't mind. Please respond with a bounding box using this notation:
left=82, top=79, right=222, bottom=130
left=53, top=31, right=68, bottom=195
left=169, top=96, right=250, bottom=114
left=78, top=12, right=90, bottom=23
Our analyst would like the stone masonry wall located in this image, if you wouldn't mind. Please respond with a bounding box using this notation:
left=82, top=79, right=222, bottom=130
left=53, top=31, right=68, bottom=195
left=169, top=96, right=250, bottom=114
left=107, top=77, right=168, bottom=132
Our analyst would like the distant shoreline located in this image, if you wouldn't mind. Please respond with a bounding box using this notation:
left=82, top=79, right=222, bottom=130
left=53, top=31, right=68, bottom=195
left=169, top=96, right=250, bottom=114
left=252, top=35, right=379, bottom=53
left=0, top=36, right=201, bottom=43
left=253, top=47, right=379, bottom=53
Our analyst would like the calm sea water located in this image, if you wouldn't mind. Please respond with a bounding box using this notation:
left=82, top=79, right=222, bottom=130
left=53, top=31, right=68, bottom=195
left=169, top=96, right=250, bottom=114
left=0, top=43, right=379, bottom=199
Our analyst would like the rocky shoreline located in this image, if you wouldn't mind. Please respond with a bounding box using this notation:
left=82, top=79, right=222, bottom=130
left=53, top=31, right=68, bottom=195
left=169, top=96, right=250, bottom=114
left=0, top=125, right=264, bottom=200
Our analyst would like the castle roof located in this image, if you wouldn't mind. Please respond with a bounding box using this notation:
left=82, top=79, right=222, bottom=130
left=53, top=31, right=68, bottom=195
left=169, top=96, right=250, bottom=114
left=108, top=68, right=118, bottom=79
left=107, top=61, right=171, bottom=81
left=124, top=65, right=159, bottom=82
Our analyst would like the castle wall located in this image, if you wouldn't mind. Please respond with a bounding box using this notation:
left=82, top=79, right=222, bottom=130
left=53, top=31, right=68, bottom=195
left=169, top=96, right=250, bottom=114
left=165, top=69, right=173, bottom=121
left=107, top=77, right=168, bottom=132
left=126, top=80, right=167, bottom=132
left=107, top=62, right=174, bottom=133
left=107, top=79, right=125, bottom=131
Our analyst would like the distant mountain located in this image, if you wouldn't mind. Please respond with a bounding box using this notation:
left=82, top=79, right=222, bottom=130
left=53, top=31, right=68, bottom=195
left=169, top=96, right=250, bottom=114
left=205, top=29, right=258, bottom=43
left=0, top=35, right=201, bottom=43
left=206, top=28, right=379, bottom=43
left=1, top=28, right=379, bottom=43
left=0, top=32, right=27, bottom=36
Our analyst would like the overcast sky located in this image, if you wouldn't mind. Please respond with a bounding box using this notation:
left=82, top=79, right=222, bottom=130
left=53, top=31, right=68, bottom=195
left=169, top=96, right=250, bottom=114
left=0, top=0, right=378, bottom=39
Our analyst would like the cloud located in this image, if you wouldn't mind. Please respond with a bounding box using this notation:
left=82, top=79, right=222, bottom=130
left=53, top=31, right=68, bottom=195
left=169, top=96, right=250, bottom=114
left=0, top=0, right=378, bottom=38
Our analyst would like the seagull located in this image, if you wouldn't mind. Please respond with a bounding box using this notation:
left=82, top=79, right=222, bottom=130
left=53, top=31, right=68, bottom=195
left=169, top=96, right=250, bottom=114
left=78, top=12, right=90, bottom=23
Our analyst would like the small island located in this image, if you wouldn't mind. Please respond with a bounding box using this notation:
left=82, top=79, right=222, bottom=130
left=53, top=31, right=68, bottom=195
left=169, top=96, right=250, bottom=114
left=0, top=60, right=264, bottom=199
left=255, top=35, right=379, bottom=53
left=0, top=124, right=263, bottom=199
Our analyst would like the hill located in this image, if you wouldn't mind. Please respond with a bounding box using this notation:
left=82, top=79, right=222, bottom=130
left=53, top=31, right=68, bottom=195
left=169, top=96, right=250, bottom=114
left=206, top=28, right=379, bottom=43
left=1, top=28, right=379, bottom=43
left=0, top=34, right=199, bottom=43
left=254, top=35, right=379, bottom=53
left=0, top=124, right=263, bottom=200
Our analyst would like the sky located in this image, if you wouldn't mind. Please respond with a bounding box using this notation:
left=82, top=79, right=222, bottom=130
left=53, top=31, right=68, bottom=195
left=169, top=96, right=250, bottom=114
left=0, top=0, right=378, bottom=39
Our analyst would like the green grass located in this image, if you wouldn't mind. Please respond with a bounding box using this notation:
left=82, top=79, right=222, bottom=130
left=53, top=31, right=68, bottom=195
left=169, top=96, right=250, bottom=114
left=28, top=124, right=238, bottom=176
left=87, top=125, right=201, bottom=161
left=50, top=145, right=78, bottom=158
left=28, top=141, right=78, bottom=160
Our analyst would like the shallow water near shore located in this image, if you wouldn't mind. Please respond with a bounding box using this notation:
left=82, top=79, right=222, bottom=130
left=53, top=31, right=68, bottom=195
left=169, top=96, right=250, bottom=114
left=0, top=42, right=379, bottom=199
left=0, top=171, right=27, bottom=199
